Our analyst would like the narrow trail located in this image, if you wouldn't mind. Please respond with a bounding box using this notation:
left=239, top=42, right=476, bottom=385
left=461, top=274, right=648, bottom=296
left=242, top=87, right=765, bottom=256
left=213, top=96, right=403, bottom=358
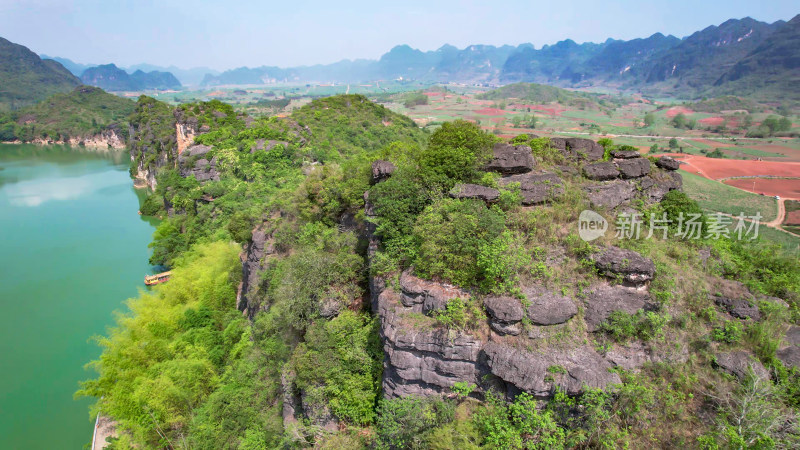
left=767, top=198, right=787, bottom=228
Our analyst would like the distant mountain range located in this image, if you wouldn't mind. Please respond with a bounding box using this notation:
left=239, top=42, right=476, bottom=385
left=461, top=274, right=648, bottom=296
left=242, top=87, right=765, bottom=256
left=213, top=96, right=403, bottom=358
left=200, top=15, right=799, bottom=101
left=41, top=56, right=219, bottom=86
left=80, top=64, right=181, bottom=91
left=3, top=13, right=798, bottom=111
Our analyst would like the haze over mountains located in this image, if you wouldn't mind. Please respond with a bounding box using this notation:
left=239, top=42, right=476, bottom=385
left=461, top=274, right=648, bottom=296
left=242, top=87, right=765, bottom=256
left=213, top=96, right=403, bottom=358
left=1, top=13, right=798, bottom=112
left=198, top=15, right=799, bottom=100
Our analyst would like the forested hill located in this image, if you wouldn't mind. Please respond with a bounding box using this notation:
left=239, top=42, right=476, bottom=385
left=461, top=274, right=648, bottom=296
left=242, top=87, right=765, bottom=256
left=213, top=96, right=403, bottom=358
left=77, top=93, right=800, bottom=448
left=0, top=86, right=135, bottom=145
left=0, top=37, right=80, bottom=111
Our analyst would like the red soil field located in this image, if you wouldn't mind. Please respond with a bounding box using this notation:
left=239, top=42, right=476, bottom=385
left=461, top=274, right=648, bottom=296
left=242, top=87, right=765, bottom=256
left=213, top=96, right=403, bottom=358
left=665, top=106, right=694, bottom=117
left=698, top=117, right=725, bottom=126
left=474, top=108, right=507, bottom=116
left=674, top=155, right=800, bottom=180
left=723, top=178, right=800, bottom=199
left=786, top=210, right=800, bottom=225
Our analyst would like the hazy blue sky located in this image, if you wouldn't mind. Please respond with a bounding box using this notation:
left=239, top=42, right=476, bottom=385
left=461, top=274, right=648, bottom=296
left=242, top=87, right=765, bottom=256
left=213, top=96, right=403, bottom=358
left=1, top=0, right=796, bottom=70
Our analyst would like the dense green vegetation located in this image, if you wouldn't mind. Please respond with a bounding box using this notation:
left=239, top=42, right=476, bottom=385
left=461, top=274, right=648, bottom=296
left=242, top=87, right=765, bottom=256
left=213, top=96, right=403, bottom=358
left=0, top=37, right=80, bottom=111
left=80, top=93, right=800, bottom=448
left=0, top=86, right=135, bottom=142
left=477, top=82, right=622, bottom=110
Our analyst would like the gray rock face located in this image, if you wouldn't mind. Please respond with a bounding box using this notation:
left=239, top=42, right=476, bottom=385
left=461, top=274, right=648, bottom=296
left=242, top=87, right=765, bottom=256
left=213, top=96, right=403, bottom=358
left=584, top=162, right=620, bottom=180
left=584, top=285, right=654, bottom=331
left=591, top=246, right=656, bottom=284
left=777, top=347, right=800, bottom=369
left=185, top=144, right=212, bottom=157
left=371, top=160, right=396, bottom=184
left=483, top=342, right=621, bottom=396
left=784, top=326, right=800, bottom=347
left=399, top=270, right=469, bottom=314
left=656, top=156, right=680, bottom=170
left=179, top=145, right=221, bottom=182
left=450, top=183, right=500, bottom=202
left=378, top=289, right=487, bottom=398
left=605, top=342, right=689, bottom=371
left=565, top=138, right=605, bottom=161
left=485, top=143, right=535, bottom=174
left=585, top=180, right=637, bottom=209
left=523, top=286, right=577, bottom=325
left=616, top=158, right=650, bottom=179
left=641, top=171, right=682, bottom=202
left=713, top=296, right=761, bottom=321
left=484, top=296, right=524, bottom=336
left=251, top=139, right=288, bottom=153
left=612, top=149, right=640, bottom=159
left=499, top=172, right=564, bottom=205
left=715, top=351, right=770, bottom=380
left=237, top=224, right=275, bottom=316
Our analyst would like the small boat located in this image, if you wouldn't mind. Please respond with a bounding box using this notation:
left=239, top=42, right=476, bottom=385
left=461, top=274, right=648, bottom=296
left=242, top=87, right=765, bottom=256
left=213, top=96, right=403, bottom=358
left=144, top=271, right=172, bottom=286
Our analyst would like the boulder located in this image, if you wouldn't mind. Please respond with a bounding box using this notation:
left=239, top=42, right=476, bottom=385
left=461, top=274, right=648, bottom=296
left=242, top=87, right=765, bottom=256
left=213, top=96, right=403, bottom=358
left=585, top=180, right=637, bottom=209
left=777, top=346, right=800, bottom=369
left=523, top=286, right=577, bottom=325
left=484, top=296, right=524, bottom=336
left=784, top=326, right=800, bottom=347
left=715, top=351, right=770, bottom=380
left=499, top=172, right=564, bottom=205
left=583, top=162, right=620, bottom=180
left=612, top=149, right=640, bottom=159
left=450, top=183, right=500, bottom=202
left=656, top=156, right=680, bottom=171
left=713, top=296, right=761, bottom=321
left=483, top=342, right=621, bottom=397
left=371, top=160, right=396, bottom=183
left=616, top=158, right=650, bottom=179
left=642, top=171, right=682, bottom=202
left=584, top=285, right=654, bottom=331
left=565, top=138, right=605, bottom=161
left=485, top=143, right=535, bottom=174
left=591, top=246, right=656, bottom=284
left=484, top=296, right=524, bottom=323
left=399, top=270, right=469, bottom=314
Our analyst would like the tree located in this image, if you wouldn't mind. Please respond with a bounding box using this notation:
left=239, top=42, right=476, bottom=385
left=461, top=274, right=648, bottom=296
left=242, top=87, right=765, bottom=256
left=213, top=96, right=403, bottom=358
left=668, top=138, right=678, bottom=149
left=649, top=144, right=659, bottom=154
left=672, top=113, right=688, bottom=129
left=643, top=113, right=655, bottom=127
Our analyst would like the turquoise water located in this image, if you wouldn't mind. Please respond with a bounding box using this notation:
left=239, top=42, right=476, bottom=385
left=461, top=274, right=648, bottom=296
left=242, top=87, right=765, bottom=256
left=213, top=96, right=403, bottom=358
left=0, top=144, right=158, bottom=449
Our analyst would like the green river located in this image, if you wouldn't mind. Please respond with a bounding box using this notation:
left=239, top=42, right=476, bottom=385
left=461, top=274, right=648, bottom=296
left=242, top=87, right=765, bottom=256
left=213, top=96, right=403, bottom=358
left=0, top=144, right=158, bottom=449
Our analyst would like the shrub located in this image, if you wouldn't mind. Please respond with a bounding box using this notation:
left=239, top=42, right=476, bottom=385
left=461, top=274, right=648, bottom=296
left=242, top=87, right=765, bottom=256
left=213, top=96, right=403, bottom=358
left=375, top=397, right=455, bottom=450
left=477, top=230, right=529, bottom=293
left=600, top=310, right=670, bottom=342
left=431, top=297, right=484, bottom=331
left=291, top=311, right=382, bottom=425
left=417, top=120, right=496, bottom=189
left=412, top=198, right=505, bottom=287
left=712, top=320, right=743, bottom=344
left=474, top=392, right=566, bottom=449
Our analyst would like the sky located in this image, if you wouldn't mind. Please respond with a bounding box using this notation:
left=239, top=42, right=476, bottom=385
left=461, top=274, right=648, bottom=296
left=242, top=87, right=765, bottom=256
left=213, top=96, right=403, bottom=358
left=0, top=0, right=796, bottom=71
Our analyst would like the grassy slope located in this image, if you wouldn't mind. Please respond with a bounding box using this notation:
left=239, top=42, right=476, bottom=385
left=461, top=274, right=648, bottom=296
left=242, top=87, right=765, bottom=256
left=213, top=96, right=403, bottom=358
left=681, top=170, right=778, bottom=220
left=0, top=37, right=80, bottom=111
